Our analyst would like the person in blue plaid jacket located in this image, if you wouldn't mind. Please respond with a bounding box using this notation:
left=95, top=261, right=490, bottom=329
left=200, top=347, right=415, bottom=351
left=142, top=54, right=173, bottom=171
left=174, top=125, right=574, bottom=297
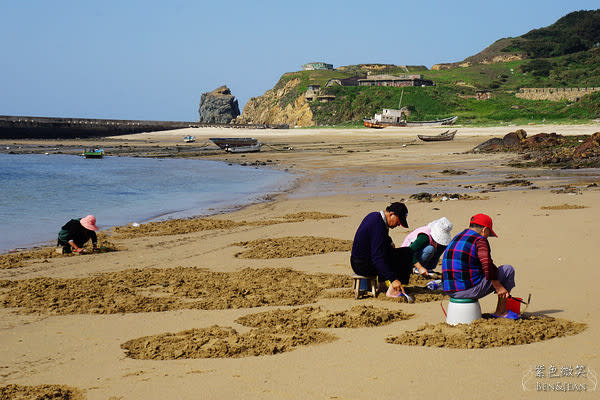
left=442, top=213, right=518, bottom=319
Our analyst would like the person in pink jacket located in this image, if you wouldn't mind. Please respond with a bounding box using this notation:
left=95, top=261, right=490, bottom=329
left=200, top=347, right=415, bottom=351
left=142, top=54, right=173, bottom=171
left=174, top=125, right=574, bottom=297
left=401, top=217, right=453, bottom=276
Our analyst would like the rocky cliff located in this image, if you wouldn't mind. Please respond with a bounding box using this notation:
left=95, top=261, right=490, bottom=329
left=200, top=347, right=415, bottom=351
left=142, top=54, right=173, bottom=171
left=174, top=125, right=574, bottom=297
left=235, top=78, right=314, bottom=127
left=198, top=86, right=240, bottom=124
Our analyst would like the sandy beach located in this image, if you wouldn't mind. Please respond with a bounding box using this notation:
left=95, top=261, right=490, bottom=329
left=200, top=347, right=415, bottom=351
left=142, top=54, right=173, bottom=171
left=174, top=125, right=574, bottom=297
left=1, top=123, right=600, bottom=399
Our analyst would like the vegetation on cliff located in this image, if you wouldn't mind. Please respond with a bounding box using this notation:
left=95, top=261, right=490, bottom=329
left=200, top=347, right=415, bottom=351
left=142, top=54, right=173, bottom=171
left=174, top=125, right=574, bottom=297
left=238, top=10, right=600, bottom=127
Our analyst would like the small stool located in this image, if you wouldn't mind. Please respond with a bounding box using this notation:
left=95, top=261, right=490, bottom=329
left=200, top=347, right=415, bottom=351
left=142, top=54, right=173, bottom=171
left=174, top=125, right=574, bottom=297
left=351, top=274, right=378, bottom=299
left=446, top=297, right=482, bottom=325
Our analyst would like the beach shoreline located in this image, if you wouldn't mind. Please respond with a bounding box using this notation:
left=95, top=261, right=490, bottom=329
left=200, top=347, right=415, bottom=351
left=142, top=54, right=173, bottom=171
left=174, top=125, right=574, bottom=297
left=1, top=124, right=599, bottom=399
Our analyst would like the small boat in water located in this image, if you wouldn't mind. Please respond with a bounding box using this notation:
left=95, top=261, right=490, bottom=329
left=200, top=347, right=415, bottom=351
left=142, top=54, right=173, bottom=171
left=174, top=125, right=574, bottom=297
left=82, top=148, right=104, bottom=158
left=417, top=130, right=457, bottom=142
left=224, top=143, right=262, bottom=153
left=183, top=135, right=195, bottom=143
left=209, top=137, right=258, bottom=149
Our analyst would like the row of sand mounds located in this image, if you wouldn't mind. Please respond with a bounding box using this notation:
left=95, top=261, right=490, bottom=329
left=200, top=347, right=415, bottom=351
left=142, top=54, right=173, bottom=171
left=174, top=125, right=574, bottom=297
left=0, top=267, right=350, bottom=315
left=233, top=236, right=352, bottom=259
left=386, top=314, right=586, bottom=349
left=0, top=233, right=122, bottom=269
left=540, top=203, right=587, bottom=210
left=112, top=212, right=345, bottom=239
left=121, top=305, right=410, bottom=359
left=0, top=384, right=84, bottom=400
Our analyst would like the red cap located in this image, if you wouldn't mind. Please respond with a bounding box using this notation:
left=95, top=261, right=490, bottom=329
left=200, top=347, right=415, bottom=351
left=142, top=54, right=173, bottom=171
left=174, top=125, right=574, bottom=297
left=470, top=213, right=497, bottom=237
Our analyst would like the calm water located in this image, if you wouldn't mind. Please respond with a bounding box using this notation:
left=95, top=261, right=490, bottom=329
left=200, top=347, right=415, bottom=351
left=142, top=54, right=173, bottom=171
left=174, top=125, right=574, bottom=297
left=0, top=153, right=294, bottom=252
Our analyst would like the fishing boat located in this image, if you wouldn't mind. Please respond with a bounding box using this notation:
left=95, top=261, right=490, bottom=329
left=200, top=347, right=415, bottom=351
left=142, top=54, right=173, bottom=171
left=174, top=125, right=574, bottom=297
left=209, top=137, right=258, bottom=149
left=363, top=109, right=458, bottom=128
left=183, top=135, right=195, bottom=143
left=224, top=143, right=262, bottom=153
left=82, top=148, right=104, bottom=158
left=363, top=108, right=407, bottom=128
left=417, top=130, right=457, bottom=142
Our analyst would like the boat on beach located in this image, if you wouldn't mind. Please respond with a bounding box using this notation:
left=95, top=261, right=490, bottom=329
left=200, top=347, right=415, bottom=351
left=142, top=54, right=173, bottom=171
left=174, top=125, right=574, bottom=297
left=417, top=130, right=457, bottom=142
left=209, top=137, right=258, bottom=149
left=82, top=148, right=104, bottom=158
left=183, top=135, right=195, bottom=143
left=224, top=143, right=262, bottom=153
left=363, top=109, right=458, bottom=128
left=406, top=116, right=458, bottom=127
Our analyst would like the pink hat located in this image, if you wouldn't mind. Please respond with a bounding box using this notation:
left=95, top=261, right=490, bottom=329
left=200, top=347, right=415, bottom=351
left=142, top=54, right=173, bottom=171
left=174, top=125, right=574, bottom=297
left=80, top=215, right=99, bottom=231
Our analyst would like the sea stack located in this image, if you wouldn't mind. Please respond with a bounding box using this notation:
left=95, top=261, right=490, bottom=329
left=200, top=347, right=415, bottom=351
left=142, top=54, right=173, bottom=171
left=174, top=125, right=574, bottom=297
left=197, top=85, right=240, bottom=124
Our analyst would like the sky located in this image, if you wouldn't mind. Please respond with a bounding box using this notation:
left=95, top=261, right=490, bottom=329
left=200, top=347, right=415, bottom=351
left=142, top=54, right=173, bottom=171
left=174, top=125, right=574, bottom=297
left=1, top=1, right=598, bottom=122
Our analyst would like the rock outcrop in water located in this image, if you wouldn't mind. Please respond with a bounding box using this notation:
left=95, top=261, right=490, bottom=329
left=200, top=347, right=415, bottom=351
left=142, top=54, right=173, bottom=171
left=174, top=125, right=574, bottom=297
left=197, top=86, right=240, bottom=124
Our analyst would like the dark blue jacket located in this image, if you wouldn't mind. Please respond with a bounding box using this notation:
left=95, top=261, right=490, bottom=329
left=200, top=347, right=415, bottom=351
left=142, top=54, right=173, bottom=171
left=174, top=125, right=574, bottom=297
left=351, top=211, right=396, bottom=281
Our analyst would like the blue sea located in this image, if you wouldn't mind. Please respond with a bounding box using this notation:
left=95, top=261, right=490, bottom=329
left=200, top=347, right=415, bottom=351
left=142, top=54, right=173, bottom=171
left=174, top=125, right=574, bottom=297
left=0, top=153, right=295, bottom=253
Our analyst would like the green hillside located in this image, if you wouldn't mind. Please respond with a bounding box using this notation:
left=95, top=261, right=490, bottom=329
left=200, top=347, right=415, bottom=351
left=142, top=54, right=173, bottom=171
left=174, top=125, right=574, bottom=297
left=272, top=10, right=600, bottom=127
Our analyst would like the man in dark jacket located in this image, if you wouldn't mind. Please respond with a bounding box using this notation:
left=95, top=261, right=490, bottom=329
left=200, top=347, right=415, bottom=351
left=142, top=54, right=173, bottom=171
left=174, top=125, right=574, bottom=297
left=350, top=202, right=412, bottom=295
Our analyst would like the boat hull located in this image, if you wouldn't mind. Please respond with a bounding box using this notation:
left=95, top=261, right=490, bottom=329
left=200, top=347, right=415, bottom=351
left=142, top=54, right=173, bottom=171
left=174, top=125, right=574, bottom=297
left=363, top=119, right=403, bottom=128
left=209, top=137, right=258, bottom=149
left=417, top=130, right=457, bottom=142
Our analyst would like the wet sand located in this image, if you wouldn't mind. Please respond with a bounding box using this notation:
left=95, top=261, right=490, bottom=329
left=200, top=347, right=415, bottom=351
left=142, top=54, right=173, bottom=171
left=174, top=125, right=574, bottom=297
left=1, top=123, right=599, bottom=399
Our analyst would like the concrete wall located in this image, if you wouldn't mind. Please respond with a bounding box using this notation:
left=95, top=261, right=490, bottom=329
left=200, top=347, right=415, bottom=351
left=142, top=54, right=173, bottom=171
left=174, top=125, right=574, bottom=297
left=0, top=116, right=288, bottom=139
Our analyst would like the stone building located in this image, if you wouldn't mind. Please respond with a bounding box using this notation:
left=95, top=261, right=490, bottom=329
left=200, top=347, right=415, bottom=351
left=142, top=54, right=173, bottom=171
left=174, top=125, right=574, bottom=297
left=357, top=74, right=433, bottom=87
left=302, top=62, right=334, bottom=71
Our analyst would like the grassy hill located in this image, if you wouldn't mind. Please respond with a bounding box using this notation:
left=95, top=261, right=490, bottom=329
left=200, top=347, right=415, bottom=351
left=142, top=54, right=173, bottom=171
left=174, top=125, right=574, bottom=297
left=268, top=10, right=600, bottom=127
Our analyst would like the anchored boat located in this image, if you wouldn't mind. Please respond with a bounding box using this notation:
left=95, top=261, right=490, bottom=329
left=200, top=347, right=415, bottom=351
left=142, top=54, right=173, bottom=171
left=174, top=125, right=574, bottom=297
left=82, top=148, right=104, bottom=158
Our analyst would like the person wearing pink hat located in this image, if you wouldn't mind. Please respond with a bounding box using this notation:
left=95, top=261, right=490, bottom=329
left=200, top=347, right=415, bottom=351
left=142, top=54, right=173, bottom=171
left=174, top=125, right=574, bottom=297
left=57, top=215, right=99, bottom=254
left=442, top=213, right=519, bottom=319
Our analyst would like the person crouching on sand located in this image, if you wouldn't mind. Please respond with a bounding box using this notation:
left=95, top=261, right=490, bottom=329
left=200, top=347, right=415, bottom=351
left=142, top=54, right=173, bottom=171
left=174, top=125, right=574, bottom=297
left=57, top=215, right=99, bottom=254
left=401, top=217, right=453, bottom=276
left=442, top=213, right=519, bottom=319
left=350, top=202, right=413, bottom=296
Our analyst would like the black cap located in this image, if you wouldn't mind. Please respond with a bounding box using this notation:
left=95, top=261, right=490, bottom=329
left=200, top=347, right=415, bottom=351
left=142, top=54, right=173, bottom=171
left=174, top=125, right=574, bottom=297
left=387, top=202, right=408, bottom=228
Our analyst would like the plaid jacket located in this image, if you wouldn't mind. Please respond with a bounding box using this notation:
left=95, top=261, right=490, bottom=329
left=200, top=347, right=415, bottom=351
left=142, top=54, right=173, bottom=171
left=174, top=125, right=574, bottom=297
left=442, top=229, right=484, bottom=292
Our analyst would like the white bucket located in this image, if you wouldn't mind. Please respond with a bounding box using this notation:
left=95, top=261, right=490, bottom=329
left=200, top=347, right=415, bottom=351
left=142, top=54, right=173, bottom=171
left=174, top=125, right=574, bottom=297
left=446, top=297, right=482, bottom=325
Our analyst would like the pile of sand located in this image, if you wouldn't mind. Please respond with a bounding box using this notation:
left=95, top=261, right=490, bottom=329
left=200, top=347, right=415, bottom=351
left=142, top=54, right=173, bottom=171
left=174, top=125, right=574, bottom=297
left=112, top=212, right=345, bottom=239
left=235, top=305, right=412, bottom=329
left=0, top=384, right=84, bottom=400
left=0, top=267, right=351, bottom=315
left=233, top=236, right=352, bottom=258
left=121, top=325, right=337, bottom=360
left=386, top=315, right=586, bottom=348
left=0, top=233, right=121, bottom=269
left=121, top=305, right=410, bottom=360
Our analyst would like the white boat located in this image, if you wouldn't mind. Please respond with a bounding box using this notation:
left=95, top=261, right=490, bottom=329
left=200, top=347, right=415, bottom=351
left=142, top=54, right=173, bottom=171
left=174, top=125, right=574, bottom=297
left=224, top=143, right=262, bottom=153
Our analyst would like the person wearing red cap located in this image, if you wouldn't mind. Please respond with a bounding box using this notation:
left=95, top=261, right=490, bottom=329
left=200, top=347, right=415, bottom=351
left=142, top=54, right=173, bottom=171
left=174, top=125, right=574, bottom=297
left=57, top=215, right=99, bottom=254
left=442, top=213, right=518, bottom=319
left=351, top=202, right=413, bottom=296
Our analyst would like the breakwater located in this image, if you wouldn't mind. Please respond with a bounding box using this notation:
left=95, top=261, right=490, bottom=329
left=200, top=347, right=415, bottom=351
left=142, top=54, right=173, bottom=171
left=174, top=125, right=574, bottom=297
left=0, top=115, right=288, bottom=139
